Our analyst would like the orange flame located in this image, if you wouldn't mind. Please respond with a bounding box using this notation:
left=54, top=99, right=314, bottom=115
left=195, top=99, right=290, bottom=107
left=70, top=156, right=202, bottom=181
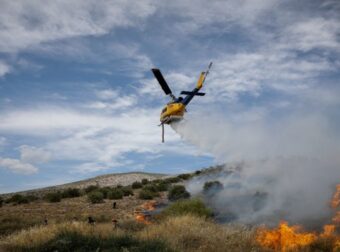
left=331, top=184, right=340, bottom=209
left=257, top=184, right=340, bottom=251
left=256, top=221, right=317, bottom=251
left=135, top=211, right=151, bottom=224
left=142, top=200, right=156, bottom=211
left=134, top=200, right=157, bottom=224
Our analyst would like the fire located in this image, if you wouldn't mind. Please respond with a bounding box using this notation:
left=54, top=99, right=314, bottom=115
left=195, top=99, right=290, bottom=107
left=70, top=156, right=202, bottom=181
left=322, top=224, right=336, bottom=237
left=331, top=184, right=340, bottom=227
left=257, top=184, right=340, bottom=251
left=256, top=221, right=317, bottom=251
left=135, top=211, right=151, bottom=224
left=333, top=212, right=340, bottom=225
left=134, top=200, right=157, bottom=224
left=142, top=200, right=157, bottom=211
left=331, top=184, right=340, bottom=209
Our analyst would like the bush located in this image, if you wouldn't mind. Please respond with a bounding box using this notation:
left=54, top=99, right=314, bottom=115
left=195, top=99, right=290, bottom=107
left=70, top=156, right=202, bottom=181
left=132, top=181, right=143, bottom=189
left=156, top=182, right=170, bottom=192
left=195, top=170, right=202, bottom=175
left=139, top=189, right=158, bottom=200
left=107, top=188, right=123, bottom=200
left=161, top=198, right=213, bottom=218
left=164, top=177, right=181, bottom=184
left=99, top=187, right=111, bottom=199
left=61, top=188, right=81, bottom=198
left=203, top=181, right=223, bottom=193
left=177, top=173, right=192, bottom=180
left=121, top=186, right=134, bottom=196
left=26, top=194, right=39, bottom=202
left=7, top=194, right=32, bottom=204
left=143, top=184, right=158, bottom=193
left=87, top=191, right=104, bottom=204
left=84, top=185, right=99, bottom=193
left=141, top=178, right=149, bottom=185
left=0, top=196, right=3, bottom=207
left=168, top=185, right=190, bottom=201
left=44, top=192, right=62, bottom=203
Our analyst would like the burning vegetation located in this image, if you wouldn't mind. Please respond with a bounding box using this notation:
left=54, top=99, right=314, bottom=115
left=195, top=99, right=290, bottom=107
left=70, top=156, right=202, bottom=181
left=134, top=200, right=157, bottom=224
left=256, top=183, right=340, bottom=251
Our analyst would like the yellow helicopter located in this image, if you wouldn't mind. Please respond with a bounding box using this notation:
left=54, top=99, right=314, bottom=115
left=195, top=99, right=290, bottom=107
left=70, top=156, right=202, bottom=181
left=151, top=62, right=212, bottom=142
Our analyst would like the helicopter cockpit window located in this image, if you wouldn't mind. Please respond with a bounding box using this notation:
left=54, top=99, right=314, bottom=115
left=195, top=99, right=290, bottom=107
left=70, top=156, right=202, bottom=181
left=162, top=107, right=167, bottom=113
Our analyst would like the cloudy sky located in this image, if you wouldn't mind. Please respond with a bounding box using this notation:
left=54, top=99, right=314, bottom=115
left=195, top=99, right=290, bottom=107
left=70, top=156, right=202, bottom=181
left=0, top=0, right=339, bottom=193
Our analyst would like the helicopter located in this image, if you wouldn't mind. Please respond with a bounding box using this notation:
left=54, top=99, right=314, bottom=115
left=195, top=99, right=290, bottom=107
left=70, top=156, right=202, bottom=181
left=151, top=62, right=212, bottom=142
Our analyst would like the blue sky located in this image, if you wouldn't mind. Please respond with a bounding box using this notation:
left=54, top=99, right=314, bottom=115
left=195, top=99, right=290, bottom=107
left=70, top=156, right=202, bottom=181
left=0, top=0, right=339, bottom=193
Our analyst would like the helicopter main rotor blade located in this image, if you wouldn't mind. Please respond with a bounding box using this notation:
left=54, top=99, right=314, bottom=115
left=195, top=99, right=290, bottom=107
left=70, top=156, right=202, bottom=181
left=151, top=68, right=173, bottom=95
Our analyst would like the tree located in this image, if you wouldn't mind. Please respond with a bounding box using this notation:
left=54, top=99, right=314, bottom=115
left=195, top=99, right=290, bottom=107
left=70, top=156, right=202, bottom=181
left=203, top=181, right=223, bottom=193
left=108, top=189, right=124, bottom=200
left=45, top=192, right=62, bottom=203
left=87, top=191, right=104, bottom=204
left=132, top=181, right=143, bottom=189
left=141, top=178, right=149, bottom=185
left=168, top=185, right=190, bottom=201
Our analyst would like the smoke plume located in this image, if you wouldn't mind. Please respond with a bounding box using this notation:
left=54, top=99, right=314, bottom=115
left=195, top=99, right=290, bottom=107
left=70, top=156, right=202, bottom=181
left=171, top=111, right=340, bottom=228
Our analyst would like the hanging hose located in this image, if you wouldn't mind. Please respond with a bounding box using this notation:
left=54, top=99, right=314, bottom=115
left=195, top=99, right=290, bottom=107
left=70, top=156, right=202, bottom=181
left=162, top=123, right=165, bottom=143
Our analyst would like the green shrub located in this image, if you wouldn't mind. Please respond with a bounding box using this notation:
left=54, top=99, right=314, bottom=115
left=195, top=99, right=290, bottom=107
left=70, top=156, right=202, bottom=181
left=61, top=188, right=81, bottom=198
left=44, top=192, right=62, bottom=203
left=25, top=194, right=39, bottom=202
left=161, top=198, right=213, bottom=218
left=0, top=196, right=3, bottom=207
left=99, top=187, right=111, bottom=199
left=195, top=170, right=202, bottom=175
left=108, top=188, right=123, bottom=200
left=168, top=185, right=190, bottom=201
left=177, top=173, right=192, bottom=180
left=87, top=191, right=104, bottom=204
left=141, top=178, right=149, bottom=185
left=143, top=184, right=158, bottom=193
left=156, top=182, right=170, bottom=192
left=164, top=177, right=181, bottom=184
left=203, top=181, right=223, bottom=193
left=7, top=194, right=31, bottom=204
left=132, top=181, right=143, bottom=189
left=139, top=189, right=158, bottom=200
left=84, top=185, right=99, bottom=193
left=121, top=186, right=134, bottom=196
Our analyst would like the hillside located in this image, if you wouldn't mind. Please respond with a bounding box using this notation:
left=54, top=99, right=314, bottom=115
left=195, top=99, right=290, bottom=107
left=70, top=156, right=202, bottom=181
left=1, top=172, right=167, bottom=197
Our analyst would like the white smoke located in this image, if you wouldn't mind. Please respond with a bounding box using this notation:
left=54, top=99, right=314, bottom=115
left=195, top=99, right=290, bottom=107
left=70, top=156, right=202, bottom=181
left=171, top=111, right=340, bottom=228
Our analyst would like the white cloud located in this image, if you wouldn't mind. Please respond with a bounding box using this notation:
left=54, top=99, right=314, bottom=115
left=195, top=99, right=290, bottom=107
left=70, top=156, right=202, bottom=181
left=95, top=89, right=119, bottom=100
left=0, top=157, right=38, bottom=174
left=86, top=96, right=136, bottom=111
left=0, top=61, right=10, bottom=77
left=19, top=145, right=51, bottom=164
left=0, top=107, right=199, bottom=173
left=282, top=17, right=340, bottom=52
left=0, top=0, right=156, bottom=53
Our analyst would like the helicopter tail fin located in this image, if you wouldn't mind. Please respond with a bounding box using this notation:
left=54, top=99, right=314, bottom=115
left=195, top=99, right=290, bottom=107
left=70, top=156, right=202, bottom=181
left=196, top=72, right=205, bottom=89
left=196, top=62, right=213, bottom=89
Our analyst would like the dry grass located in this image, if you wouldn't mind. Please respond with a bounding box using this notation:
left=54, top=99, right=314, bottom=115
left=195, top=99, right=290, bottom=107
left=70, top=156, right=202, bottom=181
left=0, top=192, right=168, bottom=236
left=138, top=215, right=261, bottom=252
left=0, top=214, right=262, bottom=252
left=0, top=221, right=123, bottom=251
